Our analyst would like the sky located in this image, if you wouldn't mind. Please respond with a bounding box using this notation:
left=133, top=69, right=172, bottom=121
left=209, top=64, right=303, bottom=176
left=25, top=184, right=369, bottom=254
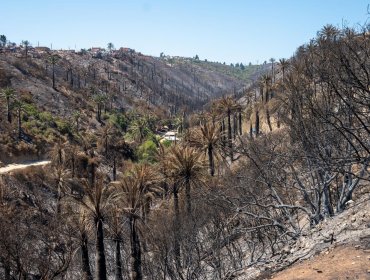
left=1, top=0, right=370, bottom=64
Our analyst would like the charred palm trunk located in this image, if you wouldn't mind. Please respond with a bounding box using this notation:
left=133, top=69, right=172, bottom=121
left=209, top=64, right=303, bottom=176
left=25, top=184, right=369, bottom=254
left=17, top=109, right=22, bottom=139
left=266, top=107, right=272, bottom=132
left=115, top=239, right=124, bottom=280
left=227, top=109, right=233, bottom=160
left=208, top=144, right=215, bottom=176
left=173, top=186, right=181, bottom=270
left=71, top=155, right=75, bottom=178
left=52, top=63, right=56, bottom=89
left=6, top=97, right=11, bottom=123
left=233, top=114, right=237, bottom=140
left=255, top=110, right=260, bottom=137
left=3, top=260, right=10, bottom=280
left=238, top=111, right=242, bottom=135
left=130, top=217, right=142, bottom=280
left=95, top=217, right=107, bottom=280
left=81, top=231, right=93, bottom=280
left=113, top=155, right=117, bottom=181
left=185, top=177, right=191, bottom=215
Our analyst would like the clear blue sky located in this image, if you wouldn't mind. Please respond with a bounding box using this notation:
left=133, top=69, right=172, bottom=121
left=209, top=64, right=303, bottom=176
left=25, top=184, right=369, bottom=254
left=1, top=0, right=369, bottom=64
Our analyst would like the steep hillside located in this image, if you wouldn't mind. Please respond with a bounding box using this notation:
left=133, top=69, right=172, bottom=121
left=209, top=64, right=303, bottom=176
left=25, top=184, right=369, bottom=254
left=0, top=48, right=247, bottom=117
left=0, top=47, right=252, bottom=162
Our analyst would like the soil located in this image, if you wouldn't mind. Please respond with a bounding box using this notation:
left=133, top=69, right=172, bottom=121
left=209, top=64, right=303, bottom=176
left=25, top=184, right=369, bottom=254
left=270, top=244, right=370, bottom=280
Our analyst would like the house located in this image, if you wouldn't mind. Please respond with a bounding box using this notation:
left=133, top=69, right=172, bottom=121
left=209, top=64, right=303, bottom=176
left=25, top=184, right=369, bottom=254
left=90, top=47, right=104, bottom=54
left=35, top=46, right=50, bottom=52
left=162, top=131, right=179, bottom=141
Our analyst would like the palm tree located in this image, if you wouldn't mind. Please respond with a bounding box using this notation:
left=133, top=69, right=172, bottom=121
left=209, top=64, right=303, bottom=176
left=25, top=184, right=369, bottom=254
left=113, top=164, right=159, bottom=280
left=73, top=111, right=82, bottom=132
left=128, top=117, right=151, bottom=144
left=188, top=122, right=221, bottom=176
left=278, top=58, right=290, bottom=81
left=21, top=40, right=30, bottom=58
left=12, top=99, right=25, bottom=139
left=51, top=165, right=70, bottom=214
left=261, top=74, right=272, bottom=103
left=97, top=124, right=114, bottom=157
left=108, top=207, right=124, bottom=280
left=1, top=87, right=15, bottom=123
left=49, top=138, right=66, bottom=167
left=93, top=93, right=107, bottom=123
left=217, top=96, right=238, bottom=160
left=269, top=57, right=276, bottom=82
left=319, top=24, right=340, bottom=41
left=49, top=55, right=59, bottom=89
left=64, top=143, right=81, bottom=180
left=165, top=146, right=207, bottom=215
left=65, top=206, right=93, bottom=280
left=75, top=174, right=113, bottom=280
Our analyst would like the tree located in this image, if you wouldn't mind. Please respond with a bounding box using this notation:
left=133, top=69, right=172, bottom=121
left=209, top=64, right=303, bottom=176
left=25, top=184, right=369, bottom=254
left=49, top=55, right=59, bottom=89
left=64, top=206, right=93, bottom=280
left=21, top=40, right=30, bottom=58
left=107, top=42, right=115, bottom=52
left=255, top=109, right=260, bottom=136
left=269, top=58, right=276, bottom=82
left=165, top=146, right=207, bottom=215
left=113, top=164, right=159, bottom=280
left=278, top=58, right=289, bottom=80
left=128, top=117, right=151, bottom=144
left=188, top=121, right=222, bottom=176
left=217, top=96, right=239, bottom=160
left=261, top=74, right=272, bottom=103
left=1, top=87, right=15, bottom=123
left=74, top=174, right=114, bottom=280
left=93, top=93, right=107, bottom=123
left=13, top=99, right=25, bottom=139
left=0, top=35, right=6, bottom=47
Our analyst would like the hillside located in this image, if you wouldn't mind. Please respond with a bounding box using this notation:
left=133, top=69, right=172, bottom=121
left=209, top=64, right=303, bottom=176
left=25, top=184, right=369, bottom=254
left=0, top=47, right=255, bottom=162
left=0, top=23, right=369, bottom=280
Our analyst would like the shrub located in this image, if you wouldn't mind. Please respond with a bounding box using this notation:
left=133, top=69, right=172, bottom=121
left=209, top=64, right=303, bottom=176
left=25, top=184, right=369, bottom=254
left=137, top=139, right=157, bottom=163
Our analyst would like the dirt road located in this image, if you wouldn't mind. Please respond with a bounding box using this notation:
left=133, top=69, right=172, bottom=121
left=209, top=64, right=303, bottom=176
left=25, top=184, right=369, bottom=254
left=0, top=160, right=51, bottom=174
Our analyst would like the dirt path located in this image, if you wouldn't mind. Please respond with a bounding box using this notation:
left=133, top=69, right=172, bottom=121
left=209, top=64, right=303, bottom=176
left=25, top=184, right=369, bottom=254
left=270, top=244, right=370, bottom=280
left=0, top=160, right=51, bottom=174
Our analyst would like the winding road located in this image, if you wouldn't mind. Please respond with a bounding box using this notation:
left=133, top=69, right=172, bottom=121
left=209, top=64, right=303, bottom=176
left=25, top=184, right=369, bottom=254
left=0, top=160, right=51, bottom=174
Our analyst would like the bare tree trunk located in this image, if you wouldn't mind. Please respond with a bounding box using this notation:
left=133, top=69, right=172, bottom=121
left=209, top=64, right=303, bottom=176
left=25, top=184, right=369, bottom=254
left=52, top=63, right=56, bottom=89
left=6, top=98, right=11, bottom=123
left=173, top=187, right=181, bottom=270
left=81, top=232, right=93, bottom=280
left=3, top=261, right=10, bottom=280
left=18, top=109, right=22, bottom=139
left=115, top=239, right=124, bottom=280
left=238, top=111, right=242, bottom=135
left=227, top=109, right=233, bottom=160
left=95, top=218, right=107, bottom=280
left=266, top=107, right=272, bottom=132
left=185, top=177, right=191, bottom=215
left=255, top=110, right=260, bottom=137
left=233, top=114, right=237, bottom=140
left=130, top=217, right=142, bottom=280
left=113, top=155, right=117, bottom=181
left=208, top=145, right=215, bottom=176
